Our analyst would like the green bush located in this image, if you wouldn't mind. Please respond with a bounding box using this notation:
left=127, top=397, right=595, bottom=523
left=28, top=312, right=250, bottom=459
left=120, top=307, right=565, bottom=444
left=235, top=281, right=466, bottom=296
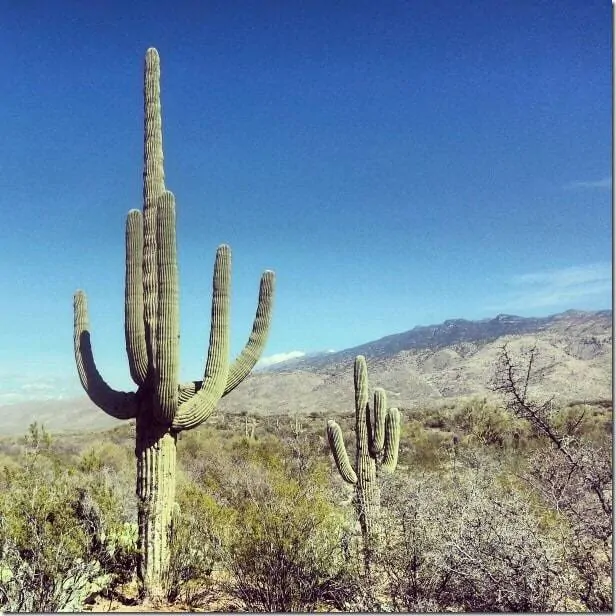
left=400, top=419, right=452, bottom=470
left=453, top=398, right=528, bottom=448
left=0, top=434, right=102, bottom=610
left=162, top=478, right=229, bottom=607
left=224, top=464, right=356, bottom=611
left=0, top=425, right=137, bottom=611
left=552, top=403, right=612, bottom=442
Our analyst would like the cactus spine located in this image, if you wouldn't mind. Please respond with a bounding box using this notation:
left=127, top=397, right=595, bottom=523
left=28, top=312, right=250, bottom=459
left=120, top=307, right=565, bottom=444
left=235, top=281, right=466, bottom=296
left=326, top=355, right=400, bottom=570
left=73, top=48, right=275, bottom=599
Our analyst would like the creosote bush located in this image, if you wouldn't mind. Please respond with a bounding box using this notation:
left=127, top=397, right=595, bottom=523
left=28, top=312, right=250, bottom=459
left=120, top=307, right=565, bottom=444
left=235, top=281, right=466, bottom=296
left=164, top=481, right=228, bottom=607
left=0, top=424, right=136, bottom=611
left=167, top=427, right=359, bottom=611
left=224, top=463, right=357, bottom=612
left=452, top=397, right=529, bottom=448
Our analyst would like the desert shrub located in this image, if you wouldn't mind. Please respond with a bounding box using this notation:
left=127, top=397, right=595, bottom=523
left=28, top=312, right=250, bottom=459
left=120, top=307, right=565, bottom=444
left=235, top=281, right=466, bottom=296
left=452, top=397, right=528, bottom=448
left=0, top=425, right=138, bottom=611
left=176, top=427, right=211, bottom=464
left=164, top=480, right=230, bottom=607
left=280, top=427, right=328, bottom=482
left=202, top=436, right=288, bottom=510
left=401, top=420, right=451, bottom=470
left=0, top=428, right=107, bottom=610
left=421, top=407, right=451, bottom=430
left=103, top=422, right=135, bottom=448
left=177, top=430, right=284, bottom=495
left=78, top=470, right=138, bottom=587
left=552, top=403, right=612, bottom=441
left=78, top=440, right=132, bottom=475
left=0, top=538, right=111, bottom=613
left=224, top=464, right=357, bottom=611
left=379, top=464, right=578, bottom=612
left=522, top=438, right=612, bottom=610
left=77, top=441, right=135, bottom=523
left=176, top=428, right=230, bottom=495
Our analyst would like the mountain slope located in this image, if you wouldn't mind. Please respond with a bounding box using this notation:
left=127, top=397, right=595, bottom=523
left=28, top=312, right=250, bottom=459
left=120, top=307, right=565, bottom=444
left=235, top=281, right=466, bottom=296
left=267, top=309, right=612, bottom=370
left=220, top=309, right=612, bottom=416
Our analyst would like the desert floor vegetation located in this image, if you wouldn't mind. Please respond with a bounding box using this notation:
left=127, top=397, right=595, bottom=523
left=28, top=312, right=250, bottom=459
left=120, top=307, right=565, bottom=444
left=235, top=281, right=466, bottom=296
left=0, top=353, right=611, bottom=613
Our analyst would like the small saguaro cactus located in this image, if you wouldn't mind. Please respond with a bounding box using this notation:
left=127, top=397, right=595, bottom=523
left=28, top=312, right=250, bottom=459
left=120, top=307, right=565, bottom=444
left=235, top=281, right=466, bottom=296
left=244, top=414, right=256, bottom=440
left=326, top=355, right=400, bottom=568
left=73, top=48, right=275, bottom=599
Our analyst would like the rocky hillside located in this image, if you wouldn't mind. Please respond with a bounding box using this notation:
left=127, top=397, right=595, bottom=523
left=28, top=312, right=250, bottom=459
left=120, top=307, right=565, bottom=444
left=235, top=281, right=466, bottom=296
left=267, top=309, right=612, bottom=369
left=222, top=309, right=611, bottom=417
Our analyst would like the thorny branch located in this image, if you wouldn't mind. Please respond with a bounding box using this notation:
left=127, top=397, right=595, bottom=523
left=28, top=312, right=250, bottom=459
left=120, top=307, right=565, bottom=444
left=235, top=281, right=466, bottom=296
left=493, top=344, right=612, bottom=519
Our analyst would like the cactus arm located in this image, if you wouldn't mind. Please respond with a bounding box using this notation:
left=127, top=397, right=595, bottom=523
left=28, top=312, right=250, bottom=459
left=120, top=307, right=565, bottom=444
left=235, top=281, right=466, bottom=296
left=176, top=270, right=275, bottom=403
left=326, top=420, right=358, bottom=484
left=369, top=387, right=387, bottom=456
left=382, top=407, right=401, bottom=472
left=177, top=380, right=200, bottom=403
left=142, top=47, right=165, bottom=374
left=354, top=355, right=370, bottom=469
left=223, top=269, right=275, bottom=395
left=153, top=191, right=179, bottom=424
left=73, top=291, right=137, bottom=419
left=354, top=355, right=369, bottom=418
left=172, top=245, right=231, bottom=431
left=125, top=209, right=148, bottom=386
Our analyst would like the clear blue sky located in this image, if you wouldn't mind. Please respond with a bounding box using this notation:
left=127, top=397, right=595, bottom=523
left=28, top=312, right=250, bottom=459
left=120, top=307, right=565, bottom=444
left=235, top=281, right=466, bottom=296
left=0, top=0, right=611, bottom=401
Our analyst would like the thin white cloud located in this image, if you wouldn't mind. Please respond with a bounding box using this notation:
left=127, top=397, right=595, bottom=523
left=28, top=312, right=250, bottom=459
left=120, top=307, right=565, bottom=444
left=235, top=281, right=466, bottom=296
left=20, top=382, right=56, bottom=392
left=0, top=374, right=81, bottom=405
left=256, top=351, right=306, bottom=368
left=489, top=263, right=612, bottom=311
left=564, top=177, right=612, bottom=190
left=512, top=263, right=611, bottom=288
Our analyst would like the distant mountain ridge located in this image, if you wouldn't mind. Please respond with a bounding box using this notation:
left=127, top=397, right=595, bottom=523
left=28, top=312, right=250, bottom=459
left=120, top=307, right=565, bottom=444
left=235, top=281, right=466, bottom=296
left=266, top=309, right=612, bottom=371
left=239, top=307, right=611, bottom=419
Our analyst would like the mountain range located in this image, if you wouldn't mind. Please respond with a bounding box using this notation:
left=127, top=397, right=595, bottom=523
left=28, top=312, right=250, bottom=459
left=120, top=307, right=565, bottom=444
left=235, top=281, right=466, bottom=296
left=0, top=309, right=611, bottom=436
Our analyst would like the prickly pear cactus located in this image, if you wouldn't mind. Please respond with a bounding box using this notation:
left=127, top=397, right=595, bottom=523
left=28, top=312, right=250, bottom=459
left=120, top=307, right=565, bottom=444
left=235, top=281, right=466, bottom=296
left=73, top=48, right=275, bottom=599
left=326, top=355, right=400, bottom=568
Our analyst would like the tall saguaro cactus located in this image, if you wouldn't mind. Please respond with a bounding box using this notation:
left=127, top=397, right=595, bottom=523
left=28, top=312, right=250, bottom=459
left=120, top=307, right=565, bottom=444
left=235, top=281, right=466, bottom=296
left=326, top=355, right=400, bottom=570
left=73, top=48, right=275, bottom=598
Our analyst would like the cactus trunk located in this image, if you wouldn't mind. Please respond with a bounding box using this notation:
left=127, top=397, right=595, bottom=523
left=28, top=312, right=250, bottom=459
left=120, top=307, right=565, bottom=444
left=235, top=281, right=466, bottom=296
left=354, top=376, right=379, bottom=543
left=355, top=448, right=380, bottom=541
left=136, top=415, right=177, bottom=598
left=355, top=450, right=380, bottom=575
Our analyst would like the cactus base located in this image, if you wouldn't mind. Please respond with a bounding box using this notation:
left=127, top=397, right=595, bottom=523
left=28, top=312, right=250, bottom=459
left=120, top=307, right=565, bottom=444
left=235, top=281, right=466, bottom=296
left=136, top=415, right=177, bottom=599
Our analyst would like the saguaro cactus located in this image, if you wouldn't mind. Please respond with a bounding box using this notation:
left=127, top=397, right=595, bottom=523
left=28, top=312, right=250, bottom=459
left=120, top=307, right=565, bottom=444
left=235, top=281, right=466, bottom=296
left=326, top=355, right=400, bottom=569
left=73, top=48, right=275, bottom=598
